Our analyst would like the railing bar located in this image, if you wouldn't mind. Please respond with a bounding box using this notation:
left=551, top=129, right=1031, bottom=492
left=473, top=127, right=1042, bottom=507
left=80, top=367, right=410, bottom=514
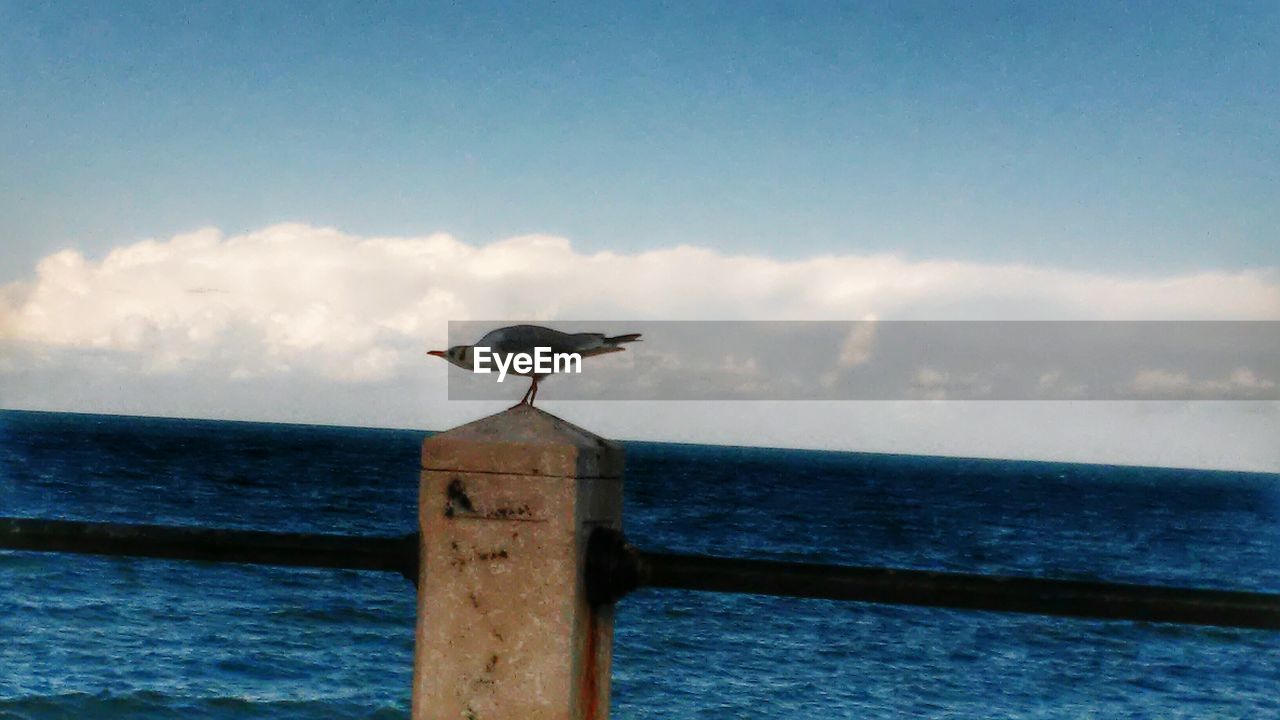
left=635, top=550, right=1280, bottom=630
left=7, top=517, right=1280, bottom=630
left=0, top=517, right=419, bottom=583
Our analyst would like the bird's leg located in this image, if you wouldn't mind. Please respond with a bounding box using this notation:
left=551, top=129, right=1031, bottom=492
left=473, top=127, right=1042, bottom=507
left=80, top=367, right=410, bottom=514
left=511, top=377, right=537, bottom=409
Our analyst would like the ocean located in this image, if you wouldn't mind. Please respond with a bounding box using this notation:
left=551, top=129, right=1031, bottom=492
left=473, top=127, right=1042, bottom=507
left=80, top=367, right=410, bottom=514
left=1, top=409, right=1277, bottom=719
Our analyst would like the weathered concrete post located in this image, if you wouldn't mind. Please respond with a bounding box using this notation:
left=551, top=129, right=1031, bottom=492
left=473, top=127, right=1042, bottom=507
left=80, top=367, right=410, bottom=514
left=413, top=404, right=624, bottom=720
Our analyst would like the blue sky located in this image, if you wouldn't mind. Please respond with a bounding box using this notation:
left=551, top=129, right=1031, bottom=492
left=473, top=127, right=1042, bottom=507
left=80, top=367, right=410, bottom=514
left=1, top=2, right=1278, bottom=469
left=3, top=1, right=1277, bottom=282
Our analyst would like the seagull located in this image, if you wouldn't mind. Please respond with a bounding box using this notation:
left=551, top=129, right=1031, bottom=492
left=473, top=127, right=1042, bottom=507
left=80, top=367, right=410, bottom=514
left=428, top=324, right=641, bottom=406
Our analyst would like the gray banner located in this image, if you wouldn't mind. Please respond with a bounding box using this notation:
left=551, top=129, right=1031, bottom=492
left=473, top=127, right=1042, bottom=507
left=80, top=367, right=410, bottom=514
left=438, top=321, right=1280, bottom=401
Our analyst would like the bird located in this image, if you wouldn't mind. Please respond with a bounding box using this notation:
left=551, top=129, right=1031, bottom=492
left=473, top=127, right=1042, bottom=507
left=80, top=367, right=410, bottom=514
left=428, top=324, right=641, bottom=406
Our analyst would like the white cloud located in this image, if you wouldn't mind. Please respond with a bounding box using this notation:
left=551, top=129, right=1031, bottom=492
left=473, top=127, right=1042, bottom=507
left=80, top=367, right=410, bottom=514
left=1036, top=370, right=1087, bottom=399
left=908, top=366, right=996, bottom=400
left=3, top=223, right=1276, bottom=381
left=836, top=319, right=877, bottom=368
left=1, top=223, right=1277, bottom=470
left=1127, top=367, right=1279, bottom=400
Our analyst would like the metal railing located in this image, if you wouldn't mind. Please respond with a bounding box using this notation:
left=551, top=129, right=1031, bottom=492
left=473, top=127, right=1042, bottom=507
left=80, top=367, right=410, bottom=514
left=0, top=517, right=417, bottom=581
left=4, top=517, right=1278, bottom=630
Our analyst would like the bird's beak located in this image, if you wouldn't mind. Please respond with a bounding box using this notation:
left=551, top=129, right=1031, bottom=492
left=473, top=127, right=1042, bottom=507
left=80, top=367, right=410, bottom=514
left=427, top=350, right=446, bottom=358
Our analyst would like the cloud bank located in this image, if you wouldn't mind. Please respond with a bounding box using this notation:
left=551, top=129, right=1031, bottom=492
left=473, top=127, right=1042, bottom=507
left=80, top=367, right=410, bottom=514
left=1, top=224, right=1277, bottom=470
left=2, top=223, right=1276, bottom=382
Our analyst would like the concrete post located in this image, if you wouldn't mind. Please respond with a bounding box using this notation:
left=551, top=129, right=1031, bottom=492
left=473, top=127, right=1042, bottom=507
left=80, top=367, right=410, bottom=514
left=413, top=405, right=624, bottom=720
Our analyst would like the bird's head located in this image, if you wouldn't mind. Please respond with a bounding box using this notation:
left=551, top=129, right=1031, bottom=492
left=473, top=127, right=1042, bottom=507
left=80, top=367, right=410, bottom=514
left=427, top=345, right=475, bottom=370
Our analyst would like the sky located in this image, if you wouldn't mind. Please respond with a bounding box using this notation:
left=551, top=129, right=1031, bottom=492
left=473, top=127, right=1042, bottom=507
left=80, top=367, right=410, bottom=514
left=1, top=2, right=1277, bottom=470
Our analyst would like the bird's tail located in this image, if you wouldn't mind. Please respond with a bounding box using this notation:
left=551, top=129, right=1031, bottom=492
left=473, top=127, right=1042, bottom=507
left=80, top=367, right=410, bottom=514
left=605, top=333, right=642, bottom=345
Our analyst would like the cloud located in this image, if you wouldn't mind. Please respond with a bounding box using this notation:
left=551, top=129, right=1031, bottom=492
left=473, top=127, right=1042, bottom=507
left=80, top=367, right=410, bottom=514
left=1036, top=370, right=1087, bottom=399
left=1, top=223, right=1277, bottom=470
left=908, top=366, right=995, bottom=400
left=2, top=223, right=1276, bottom=386
left=820, top=320, right=878, bottom=389
left=836, top=319, right=877, bottom=368
left=1127, top=367, right=1279, bottom=400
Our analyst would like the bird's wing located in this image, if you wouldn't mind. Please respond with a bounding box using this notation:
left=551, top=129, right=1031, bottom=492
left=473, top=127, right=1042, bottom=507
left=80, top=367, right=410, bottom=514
left=578, top=346, right=625, bottom=358
left=561, top=333, right=611, bottom=353
left=477, top=325, right=635, bottom=355
left=479, top=325, right=577, bottom=354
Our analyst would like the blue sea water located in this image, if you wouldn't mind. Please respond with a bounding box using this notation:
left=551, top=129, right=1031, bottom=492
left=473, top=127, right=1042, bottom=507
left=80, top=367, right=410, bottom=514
left=1, top=409, right=1278, bottom=719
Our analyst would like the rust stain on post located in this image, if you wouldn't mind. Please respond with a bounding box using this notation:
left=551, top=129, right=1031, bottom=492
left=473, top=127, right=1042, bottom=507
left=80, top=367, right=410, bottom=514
left=580, top=605, right=599, bottom=720
left=412, top=405, right=623, bottom=720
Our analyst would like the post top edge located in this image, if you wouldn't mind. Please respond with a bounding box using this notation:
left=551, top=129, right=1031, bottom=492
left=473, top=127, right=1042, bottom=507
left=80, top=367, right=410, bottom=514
left=422, top=405, right=621, bottom=453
